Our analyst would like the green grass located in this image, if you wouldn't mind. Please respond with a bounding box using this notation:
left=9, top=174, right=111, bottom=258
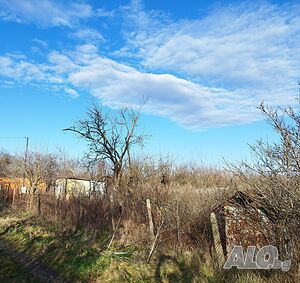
left=0, top=245, right=41, bottom=283
left=0, top=213, right=290, bottom=283
left=0, top=216, right=149, bottom=282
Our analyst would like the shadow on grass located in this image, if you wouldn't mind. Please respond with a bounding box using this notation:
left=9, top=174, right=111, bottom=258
left=0, top=218, right=114, bottom=282
left=0, top=244, right=41, bottom=283
left=155, top=254, right=203, bottom=283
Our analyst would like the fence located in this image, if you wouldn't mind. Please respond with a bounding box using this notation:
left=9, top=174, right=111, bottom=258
left=0, top=184, right=216, bottom=254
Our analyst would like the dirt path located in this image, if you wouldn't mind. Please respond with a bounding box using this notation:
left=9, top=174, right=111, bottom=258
left=0, top=237, right=68, bottom=283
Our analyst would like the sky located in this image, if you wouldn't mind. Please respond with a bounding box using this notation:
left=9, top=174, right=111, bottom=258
left=0, top=0, right=299, bottom=167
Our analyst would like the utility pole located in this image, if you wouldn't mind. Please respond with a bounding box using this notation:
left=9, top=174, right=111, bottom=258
left=22, top=137, right=29, bottom=187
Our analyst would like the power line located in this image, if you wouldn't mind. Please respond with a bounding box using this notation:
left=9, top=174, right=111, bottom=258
left=0, top=137, right=28, bottom=139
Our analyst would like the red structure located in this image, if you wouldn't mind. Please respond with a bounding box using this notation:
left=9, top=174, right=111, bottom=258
left=214, top=191, right=276, bottom=257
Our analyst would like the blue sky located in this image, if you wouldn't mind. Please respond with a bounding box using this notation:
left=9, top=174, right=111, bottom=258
left=0, top=0, right=299, bottom=166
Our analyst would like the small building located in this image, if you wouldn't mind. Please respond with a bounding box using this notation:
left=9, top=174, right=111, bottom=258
left=0, top=177, right=31, bottom=202
left=213, top=191, right=277, bottom=257
left=54, top=177, right=105, bottom=197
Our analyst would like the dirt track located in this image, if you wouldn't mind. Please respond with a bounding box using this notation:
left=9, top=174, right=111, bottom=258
left=0, top=237, right=67, bottom=283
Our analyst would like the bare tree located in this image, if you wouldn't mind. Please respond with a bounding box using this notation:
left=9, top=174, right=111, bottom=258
left=21, top=151, right=58, bottom=193
left=233, top=101, right=300, bottom=264
left=0, top=150, right=12, bottom=177
left=55, top=148, right=87, bottom=178
left=64, top=103, right=147, bottom=190
left=0, top=150, right=23, bottom=178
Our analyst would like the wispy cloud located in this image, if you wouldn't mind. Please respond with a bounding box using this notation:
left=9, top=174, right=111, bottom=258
left=95, top=8, right=115, bottom=18
left=108, top=0, right=299, bottom=127
left=0, top=55, right=57, bottom=83
left=0, top=0, right=93, bottom=27
left=32, top=38, right=48, bottom=48
left=64, top=87, right=79, bottom=98
left=0, top=45, right=267, bottom=128
left=120, top=1, right=300, bottom=87
left=0, top=1, right=299, bottom=129
left=0, top=54, right=64, bottom=93
left=69, top=59, right=258, bottom=128
left=70, top=28, right=104, bottom=44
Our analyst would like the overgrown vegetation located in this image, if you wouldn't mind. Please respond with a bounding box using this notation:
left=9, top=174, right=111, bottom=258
left=1, top=101, right=300, bottom=282
left=0, top=212, right=274, bottom=283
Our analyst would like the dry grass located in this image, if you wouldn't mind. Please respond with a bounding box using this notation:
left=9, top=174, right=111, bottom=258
left=1, top=164, right=298, bottom=282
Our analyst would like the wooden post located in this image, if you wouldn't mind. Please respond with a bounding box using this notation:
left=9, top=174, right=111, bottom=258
left=29, top=190, right=34, bottom=211
left=147, top=219, right=164, bottom=263
left=12, top=187, right=16, bottom=207
left=210, top=212, right=225, bottom=268
left=176, top=200, right=181, bottom=250
left=146, top=199, right=155, bottom=240
left=110, top=194, right=116, bottom=231
left=37, top=192, right=41, bottom=215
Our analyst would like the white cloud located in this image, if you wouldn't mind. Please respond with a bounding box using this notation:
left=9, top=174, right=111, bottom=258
left=0, top=45, right=100, bottom=98
left=120, top=1, right=300, bottom=87
left=71, top=28, right=104, bottom=44
left=95, top=8, right=115, bottom=18
left=32, top=38, right=48, bottom=47
left=119, top=1, right=300, bottom=91
left=74, top=70, right=252, bottom=128
left=1, top=47, right=257, bottom=128
left=0, top=0, right=93, bottom=27
left=0, top=56, right=43, bottom=81
left=64, top=87, right=79, bottom=98
left=4, top=52, right=27, bottom=60
left=48, top=52, right=78, bottom=73
left=0, top=1, right=299, bottom=129
left=0, top=55, right=63, bottom=87
left=68, top=56, right=292, bottom=129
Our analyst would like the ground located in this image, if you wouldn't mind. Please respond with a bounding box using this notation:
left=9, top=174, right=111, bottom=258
left=0, top=209, right=287, bottom=283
